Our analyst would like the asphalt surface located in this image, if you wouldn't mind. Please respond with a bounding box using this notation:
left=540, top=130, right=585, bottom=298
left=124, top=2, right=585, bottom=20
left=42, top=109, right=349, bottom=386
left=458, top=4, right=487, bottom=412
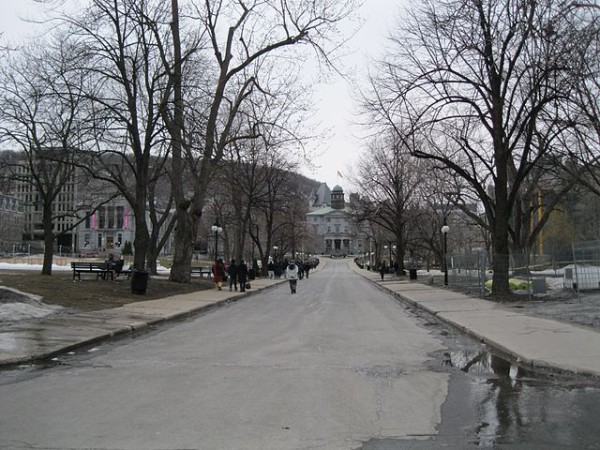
left=1, top=259, right=600, bottom=377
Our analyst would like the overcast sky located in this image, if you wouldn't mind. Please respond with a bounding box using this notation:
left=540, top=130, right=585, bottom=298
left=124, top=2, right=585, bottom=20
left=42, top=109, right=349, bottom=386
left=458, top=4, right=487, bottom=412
left=0, top=0, right=403, bottom=191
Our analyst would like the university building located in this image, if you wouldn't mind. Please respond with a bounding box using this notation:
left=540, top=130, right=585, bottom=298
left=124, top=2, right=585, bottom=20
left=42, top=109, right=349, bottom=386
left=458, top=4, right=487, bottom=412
left=306, top=184, right=367, bottom=257
left=0, top=194, right=24, bottom=253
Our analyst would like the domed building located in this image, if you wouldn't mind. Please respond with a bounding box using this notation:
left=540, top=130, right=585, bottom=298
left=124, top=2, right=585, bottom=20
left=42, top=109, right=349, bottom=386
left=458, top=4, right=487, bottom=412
left=305, top=185, right=366, bottom=256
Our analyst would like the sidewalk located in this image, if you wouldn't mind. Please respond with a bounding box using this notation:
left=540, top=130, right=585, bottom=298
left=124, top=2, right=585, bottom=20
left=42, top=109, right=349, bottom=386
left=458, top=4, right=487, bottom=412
left=354, top=265, right=600, bottom=377
left=0, top=276, right=285, bottom=367
left=3, top=261, right=600, bottom=378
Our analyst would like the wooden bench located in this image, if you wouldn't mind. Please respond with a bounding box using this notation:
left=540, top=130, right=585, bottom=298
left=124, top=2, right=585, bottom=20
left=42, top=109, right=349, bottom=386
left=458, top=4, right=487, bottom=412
left=71, top=262, right=109, bottom=281
left=191, top=266, right=213, bottom=278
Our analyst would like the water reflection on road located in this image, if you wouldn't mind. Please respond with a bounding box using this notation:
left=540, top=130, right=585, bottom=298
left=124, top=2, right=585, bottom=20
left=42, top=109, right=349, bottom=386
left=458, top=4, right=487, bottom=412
left=360, top=347, right=600, bottom=449
left=446, top=348, right=600, bottom=449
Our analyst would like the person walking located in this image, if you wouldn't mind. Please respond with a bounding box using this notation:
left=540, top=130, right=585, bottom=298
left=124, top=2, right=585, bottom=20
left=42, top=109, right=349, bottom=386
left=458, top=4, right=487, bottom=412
left=378, top=261, right=386, bottom=281
left=227, top=259, right=238, bottom=291
left=212, top=258, right=227, bottom=290
left=303, top=261, right=311, bottom=279
left=267, top=260, right=275, bottom=279
left=238, top=259, right=248, bottom=292
left=285, top=261, right=299, bottom=294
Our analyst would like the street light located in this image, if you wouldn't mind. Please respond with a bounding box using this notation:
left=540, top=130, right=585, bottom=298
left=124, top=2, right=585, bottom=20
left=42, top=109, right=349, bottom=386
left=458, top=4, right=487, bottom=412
left=273, top=245, right=278, bottom=262
left=441, top=219, right=450, bottom=286
left=211, top=220, right=223, bottom=262
left=251, top=224, right=259, bottom=263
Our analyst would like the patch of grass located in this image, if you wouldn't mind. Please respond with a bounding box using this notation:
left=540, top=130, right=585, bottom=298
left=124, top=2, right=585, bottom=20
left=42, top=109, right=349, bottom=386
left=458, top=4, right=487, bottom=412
left=0, top=270, right=213, bottom=312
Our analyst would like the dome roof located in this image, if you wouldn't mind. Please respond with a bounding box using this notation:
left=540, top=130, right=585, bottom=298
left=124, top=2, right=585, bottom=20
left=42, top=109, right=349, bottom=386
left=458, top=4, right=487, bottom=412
left=332, top=185, right=343, bottom=192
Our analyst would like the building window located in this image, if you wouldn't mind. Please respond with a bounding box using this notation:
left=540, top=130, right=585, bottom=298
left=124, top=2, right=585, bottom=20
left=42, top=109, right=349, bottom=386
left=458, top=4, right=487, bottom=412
left=98, top=206, right=106, bottom=229
left=116, top=206, right=124, bottom=228
left=107, top=206, right=115, bottom=229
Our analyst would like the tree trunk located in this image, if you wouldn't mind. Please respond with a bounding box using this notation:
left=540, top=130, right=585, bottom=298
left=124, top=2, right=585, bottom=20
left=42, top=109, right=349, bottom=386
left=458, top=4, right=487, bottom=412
left=169, top=203, right=197, bottom=282
left=41, top=204, right=54, bottom=276
left=491, top=173, right=511, bottom=297
left=132, top=213, right=150, bottom=270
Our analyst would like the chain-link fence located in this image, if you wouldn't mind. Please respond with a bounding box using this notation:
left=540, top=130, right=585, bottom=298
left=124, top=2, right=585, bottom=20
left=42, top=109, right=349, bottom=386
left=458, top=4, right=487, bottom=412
left=566, top=241, right=600, bottom=295
left=0, top=241, right=32, bottom=257
left=445, top=248, right=580, bottom=299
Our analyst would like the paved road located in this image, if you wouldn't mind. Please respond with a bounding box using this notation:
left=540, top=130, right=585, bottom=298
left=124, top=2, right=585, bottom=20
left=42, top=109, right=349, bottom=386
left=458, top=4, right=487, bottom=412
left=0, top=259, right=451, bottom=450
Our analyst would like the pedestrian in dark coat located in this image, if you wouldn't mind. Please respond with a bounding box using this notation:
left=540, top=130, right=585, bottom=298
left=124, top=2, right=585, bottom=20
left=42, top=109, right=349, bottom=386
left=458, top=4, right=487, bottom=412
left=238, top=260, right=248, bottom=292
left=303, top=261, right=311, bottom=279
left=267, top=260, right=275, bottom=279
left=378, top=261, right=386, bottom=281
left=228, top=259, right=238, bottom=291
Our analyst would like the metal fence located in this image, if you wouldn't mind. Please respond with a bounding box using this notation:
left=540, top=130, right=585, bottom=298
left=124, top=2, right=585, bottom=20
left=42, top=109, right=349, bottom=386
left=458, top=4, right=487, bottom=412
left=444, top=244, right=597, bottom=299
left=567, top=241, right=600, bottom=295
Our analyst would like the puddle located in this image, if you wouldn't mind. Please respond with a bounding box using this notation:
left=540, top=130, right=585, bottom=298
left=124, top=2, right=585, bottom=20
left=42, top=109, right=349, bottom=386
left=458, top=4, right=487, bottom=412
left=441, top=348, right=527, bottom=378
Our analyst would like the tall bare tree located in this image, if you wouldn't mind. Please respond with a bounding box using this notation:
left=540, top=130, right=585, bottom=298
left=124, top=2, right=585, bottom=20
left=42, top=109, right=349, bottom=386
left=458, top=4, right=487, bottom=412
left=0, top=40, right=113, bottom=275
left=353, top=132, right=427, bottom=273
left=163, top=0, right=359, bottom=282
left=61, top=0, right=175, bottom=270
left=365, top=0, right=597, bottom=296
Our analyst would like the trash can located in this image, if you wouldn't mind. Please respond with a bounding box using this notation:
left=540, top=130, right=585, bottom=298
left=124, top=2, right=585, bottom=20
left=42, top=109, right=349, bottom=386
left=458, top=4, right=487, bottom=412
left=409, top=269, right=417, bottom=280
left=131, top=269, right=149, bottom=295
left=249, top=268, right=256, bottom=280
left=532, top=277, right=546, bottom=294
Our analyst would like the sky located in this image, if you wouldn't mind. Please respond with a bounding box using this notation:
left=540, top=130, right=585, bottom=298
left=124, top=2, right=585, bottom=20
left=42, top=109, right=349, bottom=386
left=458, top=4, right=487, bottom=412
left=302, top=0, right=401, bottom=190
left=0, top=0, right=402, bottom=191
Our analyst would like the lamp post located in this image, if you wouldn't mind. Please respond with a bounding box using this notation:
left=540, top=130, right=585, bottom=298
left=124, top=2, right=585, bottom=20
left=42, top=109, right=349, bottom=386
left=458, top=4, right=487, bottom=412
left=441, top=220, right=450, bottom=286
left=211, top=220, right=223, bottom=262
left=273, top=245, right=278, bottom=263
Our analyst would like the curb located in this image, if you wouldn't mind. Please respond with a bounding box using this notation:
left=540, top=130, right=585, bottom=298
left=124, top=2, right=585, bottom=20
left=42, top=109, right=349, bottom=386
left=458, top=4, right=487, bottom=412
left=352, top=265, right=600, bottom=378
left=0, top=279, right=286, bottom=368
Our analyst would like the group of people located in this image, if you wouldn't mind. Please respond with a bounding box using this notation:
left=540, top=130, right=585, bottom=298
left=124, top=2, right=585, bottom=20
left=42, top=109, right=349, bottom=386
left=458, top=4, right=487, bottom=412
left=378, top=260, right=400, bottom=280
left=213, top=257, right=316, bottom=295
left=267, top=260, right=314, bottom=280
left=211, top=258, right=249, bottom=292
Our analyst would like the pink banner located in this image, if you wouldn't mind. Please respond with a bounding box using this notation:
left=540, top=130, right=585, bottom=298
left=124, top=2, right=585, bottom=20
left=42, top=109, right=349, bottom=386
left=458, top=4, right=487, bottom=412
left=91, top=212, right=96, bottom=230
left=124, top=208, right=129, bottom=230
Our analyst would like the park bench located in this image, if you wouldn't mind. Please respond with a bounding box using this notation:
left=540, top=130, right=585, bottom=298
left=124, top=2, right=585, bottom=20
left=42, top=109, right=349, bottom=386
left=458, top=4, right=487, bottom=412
left=71, top=262, right=109, bottom=281
left=71, top=260, right=130, bottom=281
left=191, top=266, right=213, bottom=278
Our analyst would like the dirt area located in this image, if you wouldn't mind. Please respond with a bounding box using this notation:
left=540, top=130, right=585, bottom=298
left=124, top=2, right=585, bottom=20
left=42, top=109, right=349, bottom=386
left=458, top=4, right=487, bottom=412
left=0, top=269, right=213, bottom=313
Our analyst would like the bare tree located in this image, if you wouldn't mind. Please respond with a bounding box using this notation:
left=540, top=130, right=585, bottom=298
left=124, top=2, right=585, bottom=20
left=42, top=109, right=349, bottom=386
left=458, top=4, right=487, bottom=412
left=0, top=40, right=114, bottom=275
left=162, top=0, right=359, bottom=282
left=365, top=0, right=597, bottom=296
left=353, top=132, right=426, bottom=273
left=61, top=0, right=175, bottom=270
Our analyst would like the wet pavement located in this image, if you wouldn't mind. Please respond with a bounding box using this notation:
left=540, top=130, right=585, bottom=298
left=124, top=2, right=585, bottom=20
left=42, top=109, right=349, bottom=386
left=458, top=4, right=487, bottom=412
left=3, top=260, right=600, bottom=449
left=2, top=261, right=600, bottom=379
left=357, top=269, right=600, bottom=377
left=354, top=301, right=600, bottom=449
left=0, top=275, right=286, bottom=367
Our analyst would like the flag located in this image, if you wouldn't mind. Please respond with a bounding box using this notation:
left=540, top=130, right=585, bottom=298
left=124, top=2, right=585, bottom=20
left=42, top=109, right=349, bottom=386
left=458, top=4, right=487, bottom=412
left=337, top=170, right=344, bottom=178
